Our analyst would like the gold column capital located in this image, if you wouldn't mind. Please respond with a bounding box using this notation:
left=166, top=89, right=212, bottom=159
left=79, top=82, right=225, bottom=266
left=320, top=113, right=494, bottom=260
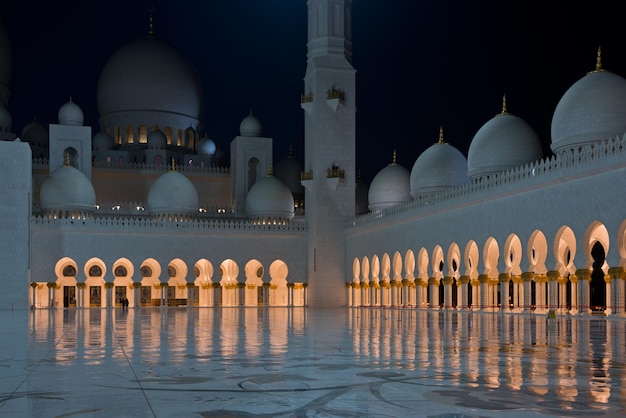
left=498, top=273, right=511, bottom=283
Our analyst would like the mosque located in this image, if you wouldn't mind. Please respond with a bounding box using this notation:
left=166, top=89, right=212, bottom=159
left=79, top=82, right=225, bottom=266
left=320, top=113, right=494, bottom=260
left=1, top=0, right=626, bottom=316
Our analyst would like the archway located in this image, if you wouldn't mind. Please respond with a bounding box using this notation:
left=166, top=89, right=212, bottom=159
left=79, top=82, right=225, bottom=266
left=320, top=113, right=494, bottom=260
left=590, top=242, right=606, bottom=311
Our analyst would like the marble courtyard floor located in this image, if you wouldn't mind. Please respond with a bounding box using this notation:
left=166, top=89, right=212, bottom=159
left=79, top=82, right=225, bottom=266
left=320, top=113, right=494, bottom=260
left=0, top=307, right=625, bottom=417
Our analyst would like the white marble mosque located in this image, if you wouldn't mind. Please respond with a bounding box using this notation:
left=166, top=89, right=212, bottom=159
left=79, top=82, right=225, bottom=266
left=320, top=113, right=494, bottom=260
left=1, top=0, right=626, bottom=317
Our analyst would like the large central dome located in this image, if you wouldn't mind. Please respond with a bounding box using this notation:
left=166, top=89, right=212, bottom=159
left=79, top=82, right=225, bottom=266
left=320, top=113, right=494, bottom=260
left=97, top=35, right=204, bottom=120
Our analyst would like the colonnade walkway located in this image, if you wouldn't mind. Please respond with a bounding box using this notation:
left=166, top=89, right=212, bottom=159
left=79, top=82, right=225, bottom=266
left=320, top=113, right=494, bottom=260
left=1, top=307, right=625, bottom=417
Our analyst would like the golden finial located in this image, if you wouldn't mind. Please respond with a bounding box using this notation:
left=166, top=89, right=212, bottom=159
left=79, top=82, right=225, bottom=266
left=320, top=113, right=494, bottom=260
left=499, top=94, right=509, bottom=115
left=391, top=149, right=397, bottom=165
left=64, top=151, right=71, bottom=167
left=588, top=46, right=603, bottom=74
left=148, top=5, right=155, bottom=36
left=438, top=126, right=445, bottom=144
left=267, top=164, right=273, bottom=176
left=170, top=157, right=176, bottom=171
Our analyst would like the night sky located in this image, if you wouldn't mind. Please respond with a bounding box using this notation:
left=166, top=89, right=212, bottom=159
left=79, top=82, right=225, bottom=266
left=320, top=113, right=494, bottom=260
left=1, top=0, right=625, bottom=182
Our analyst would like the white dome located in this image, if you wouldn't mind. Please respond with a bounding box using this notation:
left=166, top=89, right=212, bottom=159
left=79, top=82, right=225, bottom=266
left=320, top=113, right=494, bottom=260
left=0, top=104, right=11, bottom=130
left=97, top=36, right=203, bottom=122
left=147, top=170, right=199, bottom=216
left=274, top=150, right=304, bottom=196
left=246, top=171, right=294, bottom=220
left=410, top=129, right=470, bottom=199
left=21, top=119, right=48, bottom=144
left=58, top=98, right=84, bottom=126
left=147, top=129, right=167, bottom=149
left=198, top=136, right=216, bottom=155
left=468, top=104, right=542, bottom=180
left=368, top=153, right=411, bottom=211
left=92, top=131, right=114, bottom=150
left=239, top=112, right=262, bottom=137
left=551, top=63, right=626, bottom=155
left=40, top=163, right=96, bottom=213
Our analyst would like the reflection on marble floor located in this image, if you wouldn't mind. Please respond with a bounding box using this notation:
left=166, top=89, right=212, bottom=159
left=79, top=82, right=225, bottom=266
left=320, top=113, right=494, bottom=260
left=0, top=308, right=625, bottom=417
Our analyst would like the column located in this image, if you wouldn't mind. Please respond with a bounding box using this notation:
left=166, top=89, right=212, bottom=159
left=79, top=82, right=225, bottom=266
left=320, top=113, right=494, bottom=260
left=534, top=274, right=548, bottom=314
left=608, top=267, right=624, bottom=315
left=511, top=275, right=523, bottom=312
left=546, top=270, right=560, bottom=313
left=603, top=274, right=612, bottom=315
left=442, top=276, right=453, bottom=309
left=521, top=272, right=533, bottom=312
left=478, top=274, right=490, bottom=311
left=262, top=283, right=270, bottom=306
left=557, top=275, right=569, bottom=314
left=458, top=275, right=470, bottom=310
left=499, top=273, right=510, bottom=311
left=576, top=269, right=591, bottom=314
left=416, top=278, right=427, bottom=308
left=76, top=282, right=86, bottom=308
left=132, top=282, right=142, bottom=308
left=428, top=277, right=439, bottom=308
left=104, top=282, right=114, bottom=308
left=160, top=283, right=167, bottom=306
left=568, top=273, right=578, bottom=314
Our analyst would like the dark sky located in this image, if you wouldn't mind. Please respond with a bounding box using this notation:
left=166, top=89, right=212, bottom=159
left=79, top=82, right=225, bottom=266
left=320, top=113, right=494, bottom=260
left=1, top=0, right=625, bottom=182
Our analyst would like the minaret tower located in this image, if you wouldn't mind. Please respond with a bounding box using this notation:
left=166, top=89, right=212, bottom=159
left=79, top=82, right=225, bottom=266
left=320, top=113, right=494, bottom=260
left=302, top=0, right=355, bottom=307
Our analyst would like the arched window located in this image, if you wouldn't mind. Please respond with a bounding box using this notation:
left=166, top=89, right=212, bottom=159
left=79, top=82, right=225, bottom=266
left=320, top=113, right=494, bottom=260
left=126, top=125, right=134, bottom=144
left=139, top=125, right=147, bottom=144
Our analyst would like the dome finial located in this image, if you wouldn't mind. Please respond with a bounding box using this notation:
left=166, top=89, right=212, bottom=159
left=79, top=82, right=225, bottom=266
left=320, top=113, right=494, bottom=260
left=499, top=94, right=509, bottom=115
left=267, top=164, right=273, bottom=176
left=438, top=126, right=445, bottom=144
left=64, top=151, right=71, bottom=167
left=170, top=157, right=176, bottom=172
left=148, top=5, right=155, bottom=36
left=392, top=149, right=397, bottom=165
left=588, top=46, right=603, bottom=74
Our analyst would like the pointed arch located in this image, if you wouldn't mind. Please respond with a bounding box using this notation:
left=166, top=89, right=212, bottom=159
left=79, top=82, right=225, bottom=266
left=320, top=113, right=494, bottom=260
left=503, top=234, right=522, bottom=276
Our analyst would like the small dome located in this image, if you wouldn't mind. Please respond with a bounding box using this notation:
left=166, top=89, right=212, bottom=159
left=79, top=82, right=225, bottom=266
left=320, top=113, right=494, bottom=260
left=0, top=104, right=11, bottom=130
left=410, top=128, right=470, bottom=199
left=147, top=129, right=167, bottom=149
left=368, top=152, right=411, bottom=211
left=274, top=147, right=304, bottom=196
left=147, top=168, right=199, bottom=216
left=551, top=52, right=626, bottom=155
left=40, top=158, right=96, bottom=213
left=468, top=98, right=542, bottom=180
left=58, top=98, right=84, bottom=126
left=246, top=168, right=294, bottom=220
left=355, top=173, right=370, bottom=215
left=198, top=135, right=216, bottom=155
left=21, top=119, right=48, bottom=144
left=93, top=131, right=114, bottom=150
left=240, top=111, right=262, bottom=137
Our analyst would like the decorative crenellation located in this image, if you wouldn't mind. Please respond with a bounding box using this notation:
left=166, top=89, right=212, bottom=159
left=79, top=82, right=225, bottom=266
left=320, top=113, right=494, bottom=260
left=31, top=214, right=308, bottom=233
left=353, top=132, right=626, bottom=226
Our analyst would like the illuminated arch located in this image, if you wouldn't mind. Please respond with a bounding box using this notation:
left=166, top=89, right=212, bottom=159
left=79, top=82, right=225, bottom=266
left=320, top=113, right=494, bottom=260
left=361, top=256, right=370, bottom=283
left=553, top=226, right=577, bottom=275
left=352, top=258, right=361, bottom=283
left=617, top=219, right=626, bottom=269
left=431, top=245, right=444, bottom=278
left=113, top=258, right=134, bottom=282
left=417, top=247, right=429, bottom=281
left=140, top=258, right=162, bottom=285
left=194, top=259, right=214, bottom=285
left=167, top=258, right=188, bottom=286
left=371, top=255, right=380, bottom=283
left=482, top=237, right=500, bottom=277
left=84, top=257, right=106, bottom=283
left=404, top=249, right=415, bottom=280
left=584, top=221, right=610, bottom=273
left=55, top=257, right=78, bottom=282
left=503, top=234, right=522, bottom=276
left=245, top=259, right=265, bottom=285
left=447, top=243, right=461, bottom=278
left=463, top=240, right=479, bottom=279
left=392, top=251, right=403, bottom=281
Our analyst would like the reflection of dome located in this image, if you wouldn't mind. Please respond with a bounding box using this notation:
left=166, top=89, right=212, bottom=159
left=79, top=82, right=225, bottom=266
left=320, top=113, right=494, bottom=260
left=468, top=98, right=542, bottom=180
left=198, top=136, right=216, bottom=155
left=240, top=111, right=262, bottom=137
left=0, top=18, right=11, bottom=105
left=21, top=119, right=48, bottom=145
left=355, top=174, right=369, bottom=215
left=40, top=159, right=96, bottom=214
left=97, top=36, right=203, bottom=121
left=551, top=54, right=626, bottom=155
left=58, top=98, right=84, bottom=126
left=147, top=169, right=199, bottom=216
left=246, top=168, right=294, bottom=221
left=147, top=129, right=167, bottom=149
left=368, top=152, right=411, bottom=211
left=410, top=128, right=470, bottom=198
left=274, top=147, right=304, bottom=196
left=0, top=104, right=11, bottom=131
left=93, top=131, right=114, bottom=150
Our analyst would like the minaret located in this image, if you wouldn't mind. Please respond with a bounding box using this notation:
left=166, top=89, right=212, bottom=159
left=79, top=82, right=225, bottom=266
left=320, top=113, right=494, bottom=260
left=302, top=0, right=355, bottom=307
